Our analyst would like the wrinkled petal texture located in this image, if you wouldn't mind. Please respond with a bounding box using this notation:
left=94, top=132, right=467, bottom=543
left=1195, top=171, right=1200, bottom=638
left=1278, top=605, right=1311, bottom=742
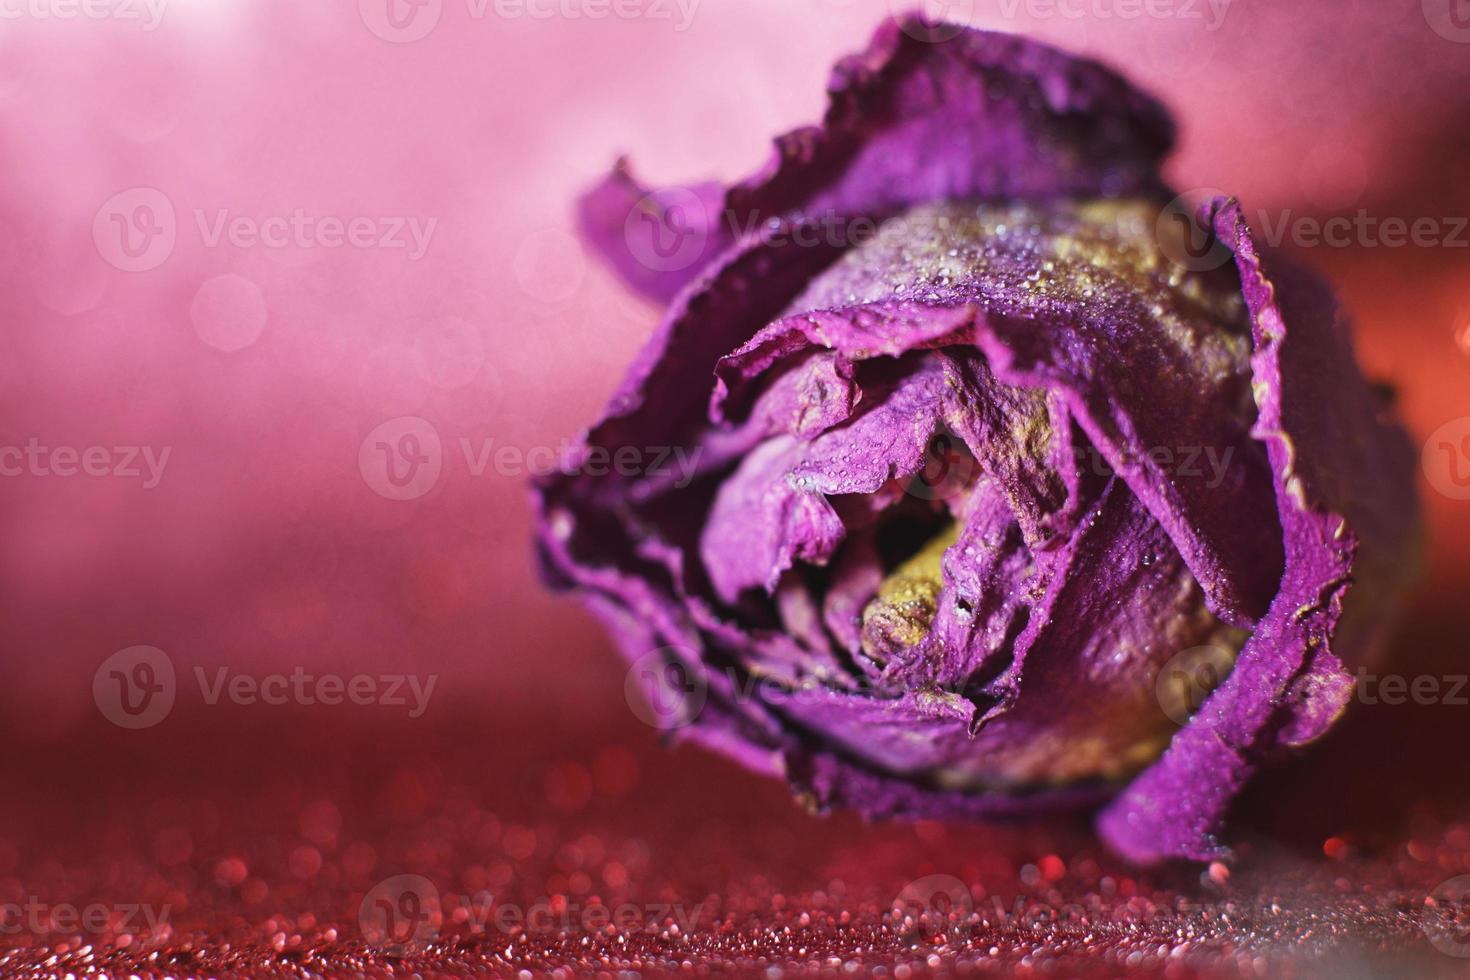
left=536, top=16, right=1418, bottom=863
left=1096, top=199, right=1419, bottom=862
left=580, top=15, right=1173, bottom=305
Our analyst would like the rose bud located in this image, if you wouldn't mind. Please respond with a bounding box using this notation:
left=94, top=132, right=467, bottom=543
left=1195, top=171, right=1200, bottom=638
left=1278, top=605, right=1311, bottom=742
left=533, top=15, right=1418, bottom=863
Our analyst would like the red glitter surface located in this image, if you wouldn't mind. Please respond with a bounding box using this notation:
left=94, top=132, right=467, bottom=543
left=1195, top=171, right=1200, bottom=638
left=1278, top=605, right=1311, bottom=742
left=6, top=574, right=1470, bottom=980
left=7, top=486, right=1470, bottom=977
left=1, top=2, right=1469, bottom=977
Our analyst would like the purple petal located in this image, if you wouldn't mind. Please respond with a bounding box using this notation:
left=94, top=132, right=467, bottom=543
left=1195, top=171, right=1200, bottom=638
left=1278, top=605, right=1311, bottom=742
left=577, top=162, right=727, bottom=304
left=699, top=356, right=958, bottom=603
left=579, top=15, right=1174, bottom=302
left=785, top=199, right=1284, bottom=625
left=1098, top=198, right=1420, bottom=863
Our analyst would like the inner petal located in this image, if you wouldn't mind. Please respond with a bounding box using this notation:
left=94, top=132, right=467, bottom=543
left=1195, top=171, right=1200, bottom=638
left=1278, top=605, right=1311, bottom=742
left=860, top=520, right=960, bottom=665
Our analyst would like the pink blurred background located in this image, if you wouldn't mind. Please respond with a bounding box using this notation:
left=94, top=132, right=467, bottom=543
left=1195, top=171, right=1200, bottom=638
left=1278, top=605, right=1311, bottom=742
left=1, top=0, right=1467, bottom=745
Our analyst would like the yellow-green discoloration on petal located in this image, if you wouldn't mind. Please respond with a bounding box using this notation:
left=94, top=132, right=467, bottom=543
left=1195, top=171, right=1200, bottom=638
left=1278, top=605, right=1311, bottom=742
left=860, top=521, right=961, bottom=663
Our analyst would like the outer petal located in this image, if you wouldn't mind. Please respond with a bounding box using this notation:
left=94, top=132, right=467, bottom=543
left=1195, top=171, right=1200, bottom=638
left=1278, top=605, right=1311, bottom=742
left=1098, top=199, right=1419, bottom=863
left=550, top=229, right=850, bottom=516
left=577, top=163, right=728, bottom=305
left=579, top=14, right=1174, bottom=303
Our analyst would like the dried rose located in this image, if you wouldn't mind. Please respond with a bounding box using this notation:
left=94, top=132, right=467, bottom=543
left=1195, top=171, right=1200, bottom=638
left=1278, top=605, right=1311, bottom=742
left=534, top=15, right=1418, bottom=862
